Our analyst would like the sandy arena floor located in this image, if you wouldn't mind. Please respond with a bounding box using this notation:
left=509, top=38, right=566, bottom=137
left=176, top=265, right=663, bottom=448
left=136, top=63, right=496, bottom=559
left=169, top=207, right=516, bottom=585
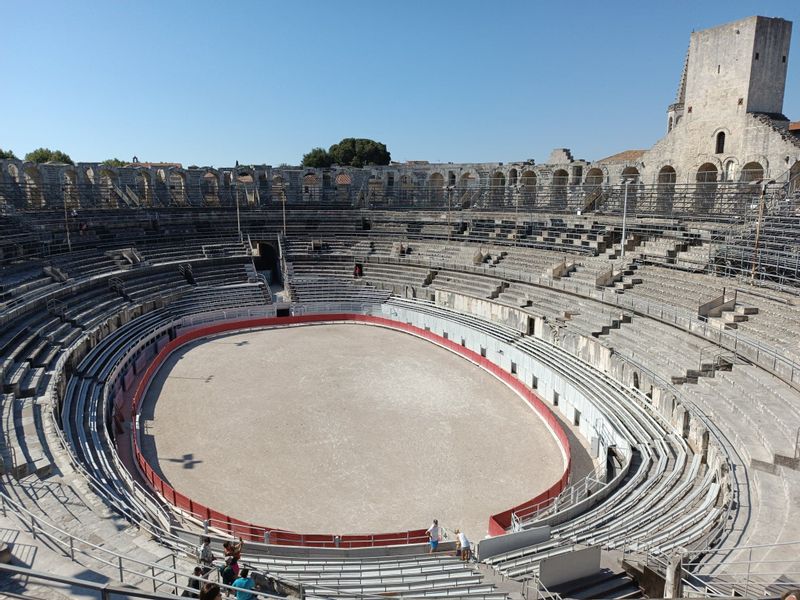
left=140, top=323, right=571, bottom=540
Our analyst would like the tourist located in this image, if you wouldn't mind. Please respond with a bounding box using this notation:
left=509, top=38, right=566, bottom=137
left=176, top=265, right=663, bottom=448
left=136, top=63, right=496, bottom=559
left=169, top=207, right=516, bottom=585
left=199, top=582, right=222, bottom=600
left=198, top=536, right=214, bottom=575
left=457, top=529, right=471, bottom=561
left=182, top=566, right=203, bottom=597
left=223, top=538, right=244, bottom=562
left=220, top=556, right=237, bottom=593
left=426, top=519, right=441, bottom=554
left=232, top=568, right=256, bottom=600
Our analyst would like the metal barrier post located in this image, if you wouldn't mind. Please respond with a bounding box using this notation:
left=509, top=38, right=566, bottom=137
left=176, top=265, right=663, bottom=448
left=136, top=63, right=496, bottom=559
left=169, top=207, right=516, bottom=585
left=118, top=556, right=124, bottom=582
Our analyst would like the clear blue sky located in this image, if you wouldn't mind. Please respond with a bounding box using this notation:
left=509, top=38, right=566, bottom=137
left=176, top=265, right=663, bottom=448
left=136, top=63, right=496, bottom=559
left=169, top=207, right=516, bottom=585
left=1, top=1, right=798, bottom=167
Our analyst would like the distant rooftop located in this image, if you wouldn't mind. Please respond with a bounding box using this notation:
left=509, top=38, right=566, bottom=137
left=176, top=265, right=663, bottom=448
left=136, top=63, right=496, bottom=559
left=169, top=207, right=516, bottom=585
left=595, top=149, right=647, bottom=164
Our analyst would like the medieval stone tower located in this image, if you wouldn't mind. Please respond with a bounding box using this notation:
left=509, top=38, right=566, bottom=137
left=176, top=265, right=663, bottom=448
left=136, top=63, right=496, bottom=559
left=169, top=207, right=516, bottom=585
left=646, top=16, right=796, bottom=185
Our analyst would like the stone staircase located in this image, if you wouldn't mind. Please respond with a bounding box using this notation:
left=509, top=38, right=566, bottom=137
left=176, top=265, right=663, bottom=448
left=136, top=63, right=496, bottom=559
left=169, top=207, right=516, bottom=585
left=707, top=303, right=759, bottom=330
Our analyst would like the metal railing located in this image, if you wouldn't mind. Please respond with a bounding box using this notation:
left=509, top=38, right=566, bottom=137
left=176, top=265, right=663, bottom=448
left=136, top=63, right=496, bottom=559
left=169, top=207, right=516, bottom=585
left=680, top=540, right=800, bottom=598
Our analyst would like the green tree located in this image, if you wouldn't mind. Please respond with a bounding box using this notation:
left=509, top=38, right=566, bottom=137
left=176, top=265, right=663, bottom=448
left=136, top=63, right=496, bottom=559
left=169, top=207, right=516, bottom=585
left=301, top=147, right=333, bottom=168
left=0, top=148, right=17, bottom=160
left=102, top=158, right=127, bottom=167
left=24, top=148, right=74, bottom=165
left=328, top=138, right=390, bottom=167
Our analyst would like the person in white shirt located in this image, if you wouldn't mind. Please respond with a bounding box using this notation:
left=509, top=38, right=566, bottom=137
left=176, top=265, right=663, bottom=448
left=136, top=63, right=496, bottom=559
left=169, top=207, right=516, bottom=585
left=426, top=519, right=441, bottom=553
left=456, top=530, right=471, bottom=561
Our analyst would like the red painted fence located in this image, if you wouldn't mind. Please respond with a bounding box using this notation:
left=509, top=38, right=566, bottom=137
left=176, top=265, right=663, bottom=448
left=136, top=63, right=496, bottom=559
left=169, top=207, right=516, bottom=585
left=128, top=314, right=571, bottom=546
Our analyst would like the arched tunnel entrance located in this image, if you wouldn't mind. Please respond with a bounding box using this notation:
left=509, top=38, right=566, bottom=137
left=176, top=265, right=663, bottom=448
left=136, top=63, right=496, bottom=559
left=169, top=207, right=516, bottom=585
left=254, top=241, right=281, bottom=284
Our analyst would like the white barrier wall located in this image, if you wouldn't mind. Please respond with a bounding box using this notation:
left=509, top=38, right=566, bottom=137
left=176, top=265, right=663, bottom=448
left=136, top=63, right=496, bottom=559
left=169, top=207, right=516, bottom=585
left=380, top=304, right=630, bottom=462
left=477, top=526, right=551, bottom=561
left=538, top=544, right=601, bottom=588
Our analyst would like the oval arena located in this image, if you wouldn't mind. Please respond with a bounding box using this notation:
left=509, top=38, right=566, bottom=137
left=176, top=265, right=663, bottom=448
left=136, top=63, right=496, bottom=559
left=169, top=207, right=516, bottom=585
left=137, top=319, right=571, bottom=538
left=2, top=13, right=800, bottom=600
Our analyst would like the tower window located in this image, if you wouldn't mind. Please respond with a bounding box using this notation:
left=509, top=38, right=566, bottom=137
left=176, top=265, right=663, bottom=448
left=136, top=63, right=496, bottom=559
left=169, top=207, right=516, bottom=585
left=716, top=131, right=726, bottom=154
left=755, top=52, right=759, bottom=60
left=717, top=65, right=720, bottom=74
left=783, top=56, right=787, bottom=63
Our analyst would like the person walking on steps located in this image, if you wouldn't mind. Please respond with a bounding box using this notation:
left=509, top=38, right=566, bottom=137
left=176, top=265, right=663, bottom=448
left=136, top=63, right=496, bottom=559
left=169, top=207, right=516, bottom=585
left=426, top=519, right=441, bottom=554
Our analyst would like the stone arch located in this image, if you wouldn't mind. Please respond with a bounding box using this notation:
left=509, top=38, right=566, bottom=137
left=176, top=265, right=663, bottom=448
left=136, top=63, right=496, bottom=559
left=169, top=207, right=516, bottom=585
left=696, top=163, right=719, bottom=213
left=23, top=165, right=44, bottom=208
left=368, top=175, right=383, bottom=203
left=428, top=172, right=444, bottom=204
left=632, top=371, right=640, bottom=390
left=397, top=174, right=415, bottom=204
left=740, top=161, right=764, bottom=182
left=621, top=166, right=640, bottom=182
left=508, top=168, right=518, bottom=187
left=134, top=170, right=151, bottom=206
left=168, top=169, right=187, bottom=206
left=491, top=171, right=506, bottom=206
left=334, top=172, right=350, bottom=202
left=62, top=169, right=79, bottom=208
left=621, top=167, right=641, bottom=212
left=551, top=169, right=569, bottom=206
left=273, top=174, right=287, bottom=202
left=6, top=163, right=19, bottom=183
left=97, top=168, right=119, bottom=207
left=303, top=173, right=320, bottom=200
left=657, top=166, right=677, bottom=213
left=584, top=168, right=604, bottom=186
left=520, top=170, right=537, bottom=208
left=202, top=170, right=220, bottom=206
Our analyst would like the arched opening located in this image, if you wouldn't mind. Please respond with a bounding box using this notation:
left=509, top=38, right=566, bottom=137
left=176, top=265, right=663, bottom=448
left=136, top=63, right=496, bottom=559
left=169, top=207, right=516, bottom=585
left=134, top=171, right=151, bottom=206
left=715, top=131, right=726, bottom=154
left=740, top=162, right=764, bottom=182
left=273, top=175, right=287, bottom=203
left=696, top=163, right=719, bottom=212
left=168, top=171, right=186, bottom=206
left=398, top=174, right=414, bottom=205
left=508, top=168, right=518, bottom=187
left=334, top=173, right=350, bottom=203
left=367, top=176, right=383, bottom=206
left=632, top=372, right=640, bottom=390
left=621, top=166, right=640, bottom=182
left=24, top=166, right=44, bottom=208
left=551, top=169, right=569, bottom=206
left=98, top=169, right=118, bottom=207
left=584, top=168, right=604, bottom=187
left=621, top=167, right=641, bottom=213
left=657, top=166, right=676, bottom=213
left=202, top=171, right=220, bottom=206
left=6, top=164, right=19, bottom=184
left=303, top=173, right=319, bottom=201
left=62, top=170, right=79, bottom=209
left=668, top=116, right=673, bottom=132
left=520, top=170, right=537, bottom=209
left=490, top=172, right=506, bottom=207
left=447, top=171, right=456, bottom=187
left=582, top=168, right=605, bottom=212
left=458, top=172, right=477, bottom=208
left=428, top=172, right=444, bottom=204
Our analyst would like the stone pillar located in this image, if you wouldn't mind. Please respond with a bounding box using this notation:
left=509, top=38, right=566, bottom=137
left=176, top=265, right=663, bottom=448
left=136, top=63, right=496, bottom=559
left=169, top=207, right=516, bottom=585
left=663, top=553, right=684, bottom=598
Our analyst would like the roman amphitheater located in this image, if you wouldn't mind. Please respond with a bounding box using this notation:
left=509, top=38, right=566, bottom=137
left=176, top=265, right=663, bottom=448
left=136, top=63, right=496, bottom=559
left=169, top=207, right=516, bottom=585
left=0, top=14, right=799, bottom=600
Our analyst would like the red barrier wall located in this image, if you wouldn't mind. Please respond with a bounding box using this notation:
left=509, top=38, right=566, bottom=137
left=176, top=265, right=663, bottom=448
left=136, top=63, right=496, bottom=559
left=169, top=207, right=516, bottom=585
left=128, top=314, right=571, bottom=547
